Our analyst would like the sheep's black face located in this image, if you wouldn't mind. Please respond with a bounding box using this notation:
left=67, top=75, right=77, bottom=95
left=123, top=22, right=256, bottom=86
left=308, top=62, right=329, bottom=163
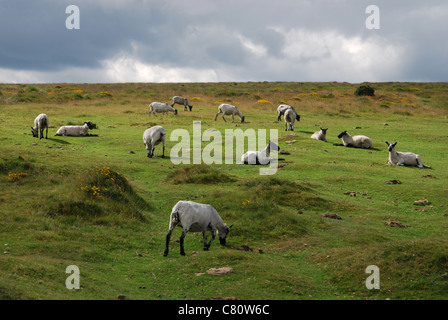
left=219, top=225, right=232, bottom=245
left=189, top=105, right=193, bottom=112
left=241, top=116, right=245, bottom=123
left=386, top=142, right=397, bottom=152
left=296, top=114, right=301, bottom=121
left=322, top=128, right=328, bottom=134
left=174, top=109, right=178, bottom=115
left=337, top=131, right=347, bottom=139
left=31, top=127, right=38, bottom=137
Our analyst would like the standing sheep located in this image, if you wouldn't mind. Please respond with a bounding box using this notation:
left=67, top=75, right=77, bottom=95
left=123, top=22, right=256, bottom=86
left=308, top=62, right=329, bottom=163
left=311, top=128, right=328, bottom=142
left=214, top=104, right=245, bottom=123
left=143, top=126, right=166, bottom=158
left=31, top=113, right=49, bottom=139
left=277, top=104, right=300, bottom=122
left=337, top=131, right=372, bottom=149
left=284, top=109, right=296, bottom=131
left=149, top=102, right=178, bottom=116
left=171, top=96, right=193, bottom=111
left=386, top=142, right=430, bottom=168
left=163, top=201, right=232, bottom=256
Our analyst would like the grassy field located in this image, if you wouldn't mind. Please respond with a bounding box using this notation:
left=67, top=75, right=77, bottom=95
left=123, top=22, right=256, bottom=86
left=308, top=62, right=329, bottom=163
left=0, top=82, right=447, bottom=300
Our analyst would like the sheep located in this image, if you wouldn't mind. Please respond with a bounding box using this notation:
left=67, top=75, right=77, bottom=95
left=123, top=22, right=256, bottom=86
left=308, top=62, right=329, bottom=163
left=241, top=140, right=280, bottom=165
left=284, top=108, right=297, bottom=131
left=214, top=104, right=245, bottom=123
left=55, top=121, right=95, bottom=137
left=311, top=128, right=328, bottom=142
left=149, top=102, right=178, bottom=116
left=277, top=104, right=300, bottom=122
left=337, top=131, right=372, bottom=149
left=386, top=142, right=430, bottom=168
left=31, top=113, right=49, bottom=139
left=171, top=96, right=193, bottom=112
left=143, top=126, right=166, bottom=158
left=163, top=200, right=232, bottom=256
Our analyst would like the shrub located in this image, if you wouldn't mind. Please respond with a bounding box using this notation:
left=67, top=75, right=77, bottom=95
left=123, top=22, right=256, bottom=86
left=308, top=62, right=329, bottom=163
left=354, top=85, right=375, bottom=96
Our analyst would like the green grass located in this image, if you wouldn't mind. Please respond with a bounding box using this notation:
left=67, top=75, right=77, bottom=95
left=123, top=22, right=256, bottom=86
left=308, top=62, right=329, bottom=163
left=0, top=81, right=447, bottom=300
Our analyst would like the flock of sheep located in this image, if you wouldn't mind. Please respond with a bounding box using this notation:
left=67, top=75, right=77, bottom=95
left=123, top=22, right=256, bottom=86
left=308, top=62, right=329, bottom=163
left=30, top=94, right=430, bottom=256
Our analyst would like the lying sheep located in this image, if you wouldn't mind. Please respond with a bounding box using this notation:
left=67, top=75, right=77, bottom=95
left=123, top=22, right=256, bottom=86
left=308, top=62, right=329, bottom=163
left=277, top=104, right=300, bottom=122
left=171, top=96, right=193, bottom=112
left=143, top=126, right=166, bottom=158
left=55, top=121, right=96, bottom=137
left=214, top=104, right=245, bottom=123
left=163, top=200, right=232, bottom=256
left=386, top=142, right=430, bottom=168
left=311, top=128, right=328, bottom=142
left=284, top=109, right=296, bottom=131
left=149, top=102, right=178, bottom=116
left=31, top=113, right=49, bottom=139
left=241, top=140, right=280, bottom=165
left=337, top=131, right=372, bottom=149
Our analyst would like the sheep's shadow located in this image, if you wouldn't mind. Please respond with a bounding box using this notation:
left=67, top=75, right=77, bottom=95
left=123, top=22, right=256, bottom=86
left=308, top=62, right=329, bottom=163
left=332, top=143, right=381, bottom=151
left=298, top=130, right=315, bottom=134
left=46, top=138, right=70, bottom=145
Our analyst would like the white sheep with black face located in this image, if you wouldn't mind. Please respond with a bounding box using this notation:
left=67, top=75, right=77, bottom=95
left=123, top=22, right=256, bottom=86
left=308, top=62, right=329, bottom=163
left=284, top=109, right=297, bottom=131
left=277, top=104, right=300, bottom=122
left=31, top=113, right=49, bottom=139
left=171, top=96, right=193, bottom=111
left=163, top=200, right=232, bottom=256
left=386, top=142, right=430, bottom=168
left=311, top=128, right=328, bottom=142
left=214, top=104, right=245, bottom=123
left=241, top=140, right=279, bottom=165
left=143, top=126, right=166, bottom=158
left=337, top=131, right=372, bottom=149
left=149, top=102, right=178, bottom=116
left=55, top=121, right=95, bottom=136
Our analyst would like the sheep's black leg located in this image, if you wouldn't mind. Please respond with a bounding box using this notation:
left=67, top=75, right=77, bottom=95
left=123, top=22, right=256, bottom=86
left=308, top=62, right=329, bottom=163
left=205, top=230, right=216, bottom=250
left=180, top=229, right=188, bottom=256
left=163, top=230, right=173, bottom=256
left=202, top=231, right=208, bottom=251
left=45, top=127, right=48, bottom=139
left=162, top=145, right=165, bottom=158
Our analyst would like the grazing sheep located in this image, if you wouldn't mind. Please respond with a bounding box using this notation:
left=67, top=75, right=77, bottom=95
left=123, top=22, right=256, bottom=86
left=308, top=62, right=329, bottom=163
left=386, top=142, right=430, bottom=168
left=55, top=121, right=95, bottom=137
left=31, top=113, right=49, bottom=139
left=143, top=126, right=166, bottom=158
left=277, top=104, right=300, bottom=122
left=284, top=109, right=296, bottom=131
left=241, top=140, right=280, bottom=165
left=337, top=131, right=372, bottom=149
left=214, top=104, right=245, bottom=123
left=311, top=128, right=328, bottom=142
left=171, top=96, right=193, bottom=112
left=163, top=200, right=232, bottom=256
left=149, top=102, right=178, bottom=116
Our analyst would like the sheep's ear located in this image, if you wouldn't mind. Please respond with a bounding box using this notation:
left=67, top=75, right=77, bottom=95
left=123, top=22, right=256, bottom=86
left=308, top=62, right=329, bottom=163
left=385, top=141, right=389, bottom=145
left=228, top=224, right=233, bottom=229
left=393, top=142, right=397, bottom=146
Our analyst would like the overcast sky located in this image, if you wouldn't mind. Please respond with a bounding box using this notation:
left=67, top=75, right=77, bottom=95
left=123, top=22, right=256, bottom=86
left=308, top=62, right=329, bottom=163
left=0, top=0, right=447, bottom=83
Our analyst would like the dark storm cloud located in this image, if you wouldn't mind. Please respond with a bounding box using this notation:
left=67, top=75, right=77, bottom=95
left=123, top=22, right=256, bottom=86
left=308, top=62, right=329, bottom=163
left=0, top=0, right=447, bottom=82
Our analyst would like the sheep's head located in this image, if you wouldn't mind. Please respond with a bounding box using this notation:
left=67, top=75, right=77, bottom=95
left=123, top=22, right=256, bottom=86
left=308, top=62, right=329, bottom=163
left=188, top=105, right=193, bottom=112
left=219, top=225, right=233, bottom=245
left=386, top=141, right=397, bottom=152
left=174, top=109, right=178, bottom=115
left=321, top=128, right=328, bottom=134
left=85, top=121, right=94, bottom=129
left=296, top=114, right=301, bottom=121
left=31, top=127, right=38, bottom=138
left=241, top=116, right=245, bottom=123
left=337, top=131, right=347, bottom=139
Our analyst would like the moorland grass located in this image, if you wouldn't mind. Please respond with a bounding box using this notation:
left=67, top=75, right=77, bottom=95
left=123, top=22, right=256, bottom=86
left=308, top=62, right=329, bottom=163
left=0, top=81, right=447, bottom=300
